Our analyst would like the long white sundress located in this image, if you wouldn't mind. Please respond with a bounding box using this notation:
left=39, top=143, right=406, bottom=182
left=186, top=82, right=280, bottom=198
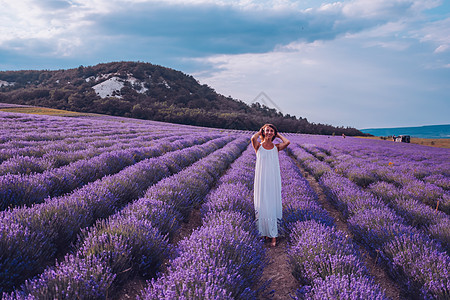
left=254, top=144, right=282, bottom=238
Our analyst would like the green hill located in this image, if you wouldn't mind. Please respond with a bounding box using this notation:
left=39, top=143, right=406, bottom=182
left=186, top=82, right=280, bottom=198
left=0, top=61, right=364, bottom=135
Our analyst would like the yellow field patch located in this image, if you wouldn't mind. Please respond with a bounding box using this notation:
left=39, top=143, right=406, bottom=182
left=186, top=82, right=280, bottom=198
left=0, top=106, right=85, bottom=116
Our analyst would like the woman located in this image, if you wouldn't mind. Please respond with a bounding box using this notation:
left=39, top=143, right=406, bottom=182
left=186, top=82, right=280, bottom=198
left=251, top=124, right=290, bottom=247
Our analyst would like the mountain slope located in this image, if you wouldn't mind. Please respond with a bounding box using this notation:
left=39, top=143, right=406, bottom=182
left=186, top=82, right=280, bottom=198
left=0, top=61, right=364, bottom=135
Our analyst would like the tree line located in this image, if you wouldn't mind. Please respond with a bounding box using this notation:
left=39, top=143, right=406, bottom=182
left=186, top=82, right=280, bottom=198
left=0, top=61, right=366, bottom=136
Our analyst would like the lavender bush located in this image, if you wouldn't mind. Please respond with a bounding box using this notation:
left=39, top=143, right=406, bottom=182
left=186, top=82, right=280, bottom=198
left=5, top=254, right=115, bottom=300
left=0, top=136, right=233, bottom=293
left=287, top=220, right=369, bottom=285
left=79, top=215, right=170, bottom=279
left=288, top=135, right=450, bottom=299
left=383, top=232, right=450, bottom=299
left=4, top=137, right=248, bottom=298
left=296, top=274, right=388, bottom=300
left=0, top=135, right=213, bottom=210
left=142, top=218, right=266, bottom=300
left=282, top=142, right=387, bottom=299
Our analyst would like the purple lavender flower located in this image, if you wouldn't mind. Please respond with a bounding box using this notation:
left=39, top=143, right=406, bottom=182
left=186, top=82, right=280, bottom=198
left=287, top=220, right=367, bottom=284
left=139, top=259, right=235, bottom=300
left=76, top=231, right=132, bottom=284
left=347, top=207, right=412, bottom=250
left=201, top=183, right=253, bottom=219
left=81, top=215, right=170, bottom=278
left=297, top=274, right=388, bottom=300
left=11, top=254, right=115, bottom=300
left=144, top=221, right=266, bottom=300
left=383, top=232, right=450, bottom=299
left=121, top=197, right=182, bottom=240
left=0, top=214, right=54, bottom=294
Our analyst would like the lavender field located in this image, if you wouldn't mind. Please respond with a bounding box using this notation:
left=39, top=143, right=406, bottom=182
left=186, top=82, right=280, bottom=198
left=1, top=111, right=449, bottom=300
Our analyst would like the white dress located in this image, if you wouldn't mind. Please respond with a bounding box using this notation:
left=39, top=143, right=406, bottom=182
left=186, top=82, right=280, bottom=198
left=254, top=144, right=282, bottom=238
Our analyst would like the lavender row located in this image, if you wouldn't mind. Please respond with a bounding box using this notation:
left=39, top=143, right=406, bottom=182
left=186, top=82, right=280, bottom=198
left=0, top=120, right=199, bottom=163
left=0, top=131, right=156, bottom=152
left=296, top=136, right=449, bottom=213
left=142, top=214, right=264, bottom=299
left=277, top=150, right=387, bottom=299
left=297, top=135, right=449, bottom=183
left=5, top=137, right=248, bottom=299
left=0, top=112, right=215, bottom=167
left=293, top=141, right=450, bottom=253
left=330, top=152, right=449, bottom=214
left=288, top=139, right=449, bottom=298
left=288, top=221, right=387, bottom=299
left=282, top=136, right=448, bottom=299
left=141, top=145, right=267, bottom=299
left=0, top=119, right=140, bottom=144
left=286, top=143, right=332, bottom=180
left=0, top=134, right=180, bottom=175
left=294, top=134, right=449, bottom=178
left=0, top=111, right=209, bottom=145
left=0, top=111, right=182, bottom=144
left=369, top=181, right=450, bottom=252
left=0, top=134, right=209, bottom=210
left=0, top=131, right=174, bottom=165
left=278, top=151, right=332, bottom=233
left=319, top=171, right=450, bottom=298
left=0, top=135, right=234, bottom=294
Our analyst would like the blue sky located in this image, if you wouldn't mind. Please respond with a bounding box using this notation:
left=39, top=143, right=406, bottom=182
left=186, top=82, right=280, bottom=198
left=0, top=0, right=449, bottom=129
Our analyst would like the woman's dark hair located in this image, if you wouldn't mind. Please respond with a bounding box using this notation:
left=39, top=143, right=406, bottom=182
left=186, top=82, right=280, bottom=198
left=260, top=124, right=278, bottom=141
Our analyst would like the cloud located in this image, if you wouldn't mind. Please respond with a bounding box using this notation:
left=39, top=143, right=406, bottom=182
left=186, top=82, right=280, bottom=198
left=416, top=17, right=450, bottom=54
left=435, top=45, right=449, bottom=53
left=1, top=0, right=436, bottom=60
left=193, top=33, right=450, bottom=128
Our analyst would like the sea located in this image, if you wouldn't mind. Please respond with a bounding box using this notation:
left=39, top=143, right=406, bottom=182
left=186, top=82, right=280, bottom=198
left=360, top=124, right=450, bottom=139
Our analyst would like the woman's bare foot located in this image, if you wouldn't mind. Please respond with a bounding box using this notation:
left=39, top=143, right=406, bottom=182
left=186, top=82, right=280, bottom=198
left=270, top=237, right=276, bottom=247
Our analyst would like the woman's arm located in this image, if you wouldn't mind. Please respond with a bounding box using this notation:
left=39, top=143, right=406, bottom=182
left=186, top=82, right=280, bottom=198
left=251, top=131, right=261, bottom=153
left=276, top=133, right=290, bottom=151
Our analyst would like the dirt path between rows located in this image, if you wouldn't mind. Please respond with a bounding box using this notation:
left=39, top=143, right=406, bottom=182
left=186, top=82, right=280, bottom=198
left=258, top=236, right=299, bottom=299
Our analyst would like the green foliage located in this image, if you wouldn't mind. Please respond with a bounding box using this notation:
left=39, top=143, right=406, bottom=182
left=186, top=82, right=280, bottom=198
left=0, top=61, right=364, bottom=135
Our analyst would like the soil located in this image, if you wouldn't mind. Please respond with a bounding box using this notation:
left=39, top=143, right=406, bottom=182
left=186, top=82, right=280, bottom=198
left=258, top=236, right=299, bottom=299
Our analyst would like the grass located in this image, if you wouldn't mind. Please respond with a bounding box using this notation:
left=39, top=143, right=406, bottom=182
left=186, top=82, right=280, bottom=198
left=355, top=136, right=450, bottom=149
left=0, top=106, right=91, bottom=117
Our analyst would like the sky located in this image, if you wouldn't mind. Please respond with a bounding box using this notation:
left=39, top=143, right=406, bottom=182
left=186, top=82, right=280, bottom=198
left=0, top=0, right=449, bottom=129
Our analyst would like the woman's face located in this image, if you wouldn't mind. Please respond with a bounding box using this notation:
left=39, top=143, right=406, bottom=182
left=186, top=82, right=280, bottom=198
left=263, top=126, right=275, bottom=140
